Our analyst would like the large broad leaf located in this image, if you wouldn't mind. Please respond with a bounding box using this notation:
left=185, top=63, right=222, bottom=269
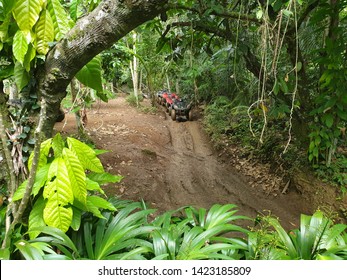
left=51, top=133, right=64, bottom=158
left=0, top=18, right=10, bottom=42
left=62, top=147, right=87, bottom=205
left=13, top=0, right=42, bottom=31
left=35, top=9, right=54, bottom=55
left=47, top=0, right=70, bottom=40
left=28, top=138, right=52, bottom=172
left=43, top=199, right=73, bottom=233
left=13, top=61, right=29, bottom=90
left=28, top=197, right=46, bottom=239
left=69, top=0, right=81, bottom=21
left=43, top=158, right=74, bottom=232
left=13, top=30, right=29, bottom=64
left=67, top=137, right=104, bottom=173
left=75, top=56, right=103, bottom=92
left=43, top=158, right=73, bottom=204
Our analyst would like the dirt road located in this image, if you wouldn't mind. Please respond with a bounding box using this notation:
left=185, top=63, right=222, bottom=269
left=55, top=97, right=312, bottom=229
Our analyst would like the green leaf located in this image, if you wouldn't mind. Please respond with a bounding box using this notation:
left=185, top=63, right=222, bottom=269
left=87, top=172, right=123, bottom=185
left=69, top=0, right=81, bottom=21
left=12, top=179, right=28, bottom=202
left=324, top=114, right=334, bottom=128
left=86, top=177, right=105, bottom=195
left=12, top=163, right=50, bottom=201
left=14, top=62, right=29, bottom=91
left=13, top=0, right=42, bottom=31
left=43, top=199, right=73, bottom=233
left=15, top=240, right=44, bottom=260
left=43, top=158, right=74, bottom=232
left=43, top=158, right=73, bottom=204
left=62, top=147, right=87, bottom=204
left=13, top=30, right=30, bottom=64
left=0, top=248, right=10, bottom=260
left=28, top=138, right=52, bottom=172
left=296, top=61, right=302, bottom=72
left=23, top=43, right=36, bottom=72
left=67, top=137, right=104, bottom=172
left=47, top=0, right=70, bottom=40
left=267, top=217, right=298, bottom=259
left=28, top=197, right=46, bottom=239
left=71, top=207, right=82, bottom=231
left=75, top=56, right=103, bottom=92
left=29, top=226, right=79, bottom=256
left=282, top=9, right=293, bottom=17
left=88, top=196, right=117, bottom=211
left=86, top=197, right=104, bottom=219
left=35, top=9, right=54, bottom=55
left=52, top=133, right=64, bottom=158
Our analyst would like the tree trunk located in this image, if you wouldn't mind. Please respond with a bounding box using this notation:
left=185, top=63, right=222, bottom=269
left=38, top=0, right=168, bottom=137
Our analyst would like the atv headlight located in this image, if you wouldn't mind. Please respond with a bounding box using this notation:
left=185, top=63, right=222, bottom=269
left=173, top=105, right=178, bottom=110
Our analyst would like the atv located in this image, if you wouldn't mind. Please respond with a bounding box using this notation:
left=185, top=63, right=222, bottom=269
left=162, top=92, right=179, bottom=111
left=156, top=89, right=169, bottom=105
left=170, top=98, right=193, bottom=121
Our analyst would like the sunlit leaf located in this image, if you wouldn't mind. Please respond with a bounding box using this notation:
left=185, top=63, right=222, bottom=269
left=36, top=9, right=55, bottom=54
left=67, top=137, right=104, bottom=173
left=13, top=0, right=42, bottom=31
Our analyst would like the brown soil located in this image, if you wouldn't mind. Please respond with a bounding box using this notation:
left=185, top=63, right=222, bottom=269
left=54, top=96, right=342, bottom=230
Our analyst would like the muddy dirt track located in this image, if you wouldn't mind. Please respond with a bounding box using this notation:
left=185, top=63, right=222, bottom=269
left=55, top=96, right=313, bottom=229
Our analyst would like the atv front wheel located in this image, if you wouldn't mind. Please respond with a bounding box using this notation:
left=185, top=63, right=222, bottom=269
left=171, top=109, right=176, bottom=121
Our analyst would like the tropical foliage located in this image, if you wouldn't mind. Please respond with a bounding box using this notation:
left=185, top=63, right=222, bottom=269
left=3, top=198, right=347, bottom=260
left=1, top=0, right=347, bottom=261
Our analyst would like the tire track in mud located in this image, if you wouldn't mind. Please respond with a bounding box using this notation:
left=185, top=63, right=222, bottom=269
left=163, top=118, right=308, bottom=228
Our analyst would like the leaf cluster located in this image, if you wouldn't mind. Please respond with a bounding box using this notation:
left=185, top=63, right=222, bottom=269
left=11, top=134, right=122, bottom=236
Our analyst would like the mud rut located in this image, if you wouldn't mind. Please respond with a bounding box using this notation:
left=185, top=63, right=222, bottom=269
left=55, top=97, right=310, bottom=229
left=162, top=119, right=308, bottom=228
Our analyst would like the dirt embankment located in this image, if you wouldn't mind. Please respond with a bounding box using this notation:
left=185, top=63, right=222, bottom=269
left=55, top=97, right=321, bottom=229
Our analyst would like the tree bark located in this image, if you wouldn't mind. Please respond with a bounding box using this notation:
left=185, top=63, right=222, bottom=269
left=38, top=0, right=168, bottom=137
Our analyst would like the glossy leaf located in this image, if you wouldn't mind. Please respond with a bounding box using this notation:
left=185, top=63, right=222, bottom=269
left=13, top=0, right=42, bottom=31
left=28, top=197, right=46, bottom=239
left=28, top=138, right=52, bottom=172
left=62, top=147, right=87, bottom=205
left=43, top=158, right=73, bottom=232
left=47, top=0, right=70, bottom=40
left=13, top=30, right=29, bottom=64
left=75, top=56, right=103, bottom=92
left=35, top=9, right=54, bottom=55
left=67, top=137, right=104, bottom=173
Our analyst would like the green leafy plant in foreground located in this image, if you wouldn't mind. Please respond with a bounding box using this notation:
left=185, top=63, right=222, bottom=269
left=8, top=197, right=347, bottom=260
left=12, top=133, right=122, bottom=237
left=150, top=204, right=250, bottom=260
left=247, top=211, right=347, bottom=260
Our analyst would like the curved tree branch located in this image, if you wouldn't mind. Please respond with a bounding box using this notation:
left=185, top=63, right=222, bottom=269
left=38, top=0, right=168, bottom=137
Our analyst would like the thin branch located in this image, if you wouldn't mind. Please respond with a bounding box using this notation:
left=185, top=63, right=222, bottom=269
left=168, top=3, right=261, bottom=24
left=2, top=99, right=46, bottom=249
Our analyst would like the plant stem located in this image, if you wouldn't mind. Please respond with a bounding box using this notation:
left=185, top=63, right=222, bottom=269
left=0, top=83, right=19, bottom=249
left=1, top=99, right=46, bottom=249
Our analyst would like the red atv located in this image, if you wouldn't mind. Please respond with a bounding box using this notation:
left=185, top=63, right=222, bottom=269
left=156, top=89, right=169, bottom=105
left=162, top=92, right=179, bottom=112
